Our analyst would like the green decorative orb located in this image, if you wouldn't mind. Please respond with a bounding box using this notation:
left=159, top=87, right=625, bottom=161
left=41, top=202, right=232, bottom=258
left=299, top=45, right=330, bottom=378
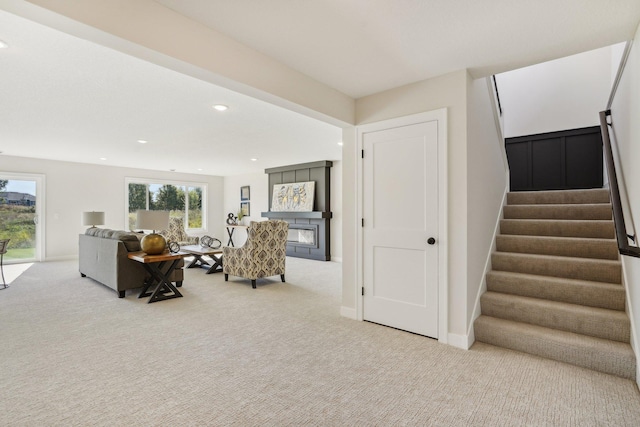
left=141, top=233, right=167, bottom=255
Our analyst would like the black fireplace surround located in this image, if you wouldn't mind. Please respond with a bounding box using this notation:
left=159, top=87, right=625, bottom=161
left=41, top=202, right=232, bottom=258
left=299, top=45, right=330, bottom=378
left=262, top=161, right=332, bottom=261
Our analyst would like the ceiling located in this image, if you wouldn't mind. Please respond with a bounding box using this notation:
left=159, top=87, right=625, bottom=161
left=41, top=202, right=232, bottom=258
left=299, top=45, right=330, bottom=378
left=1, top=1, right=639, bottom=176
left=157, top=0, right=640, bottom=98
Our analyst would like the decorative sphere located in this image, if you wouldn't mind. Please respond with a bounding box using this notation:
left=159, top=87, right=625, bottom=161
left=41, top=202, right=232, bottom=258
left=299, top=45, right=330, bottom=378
left=141, top=233, right=167, bottom=255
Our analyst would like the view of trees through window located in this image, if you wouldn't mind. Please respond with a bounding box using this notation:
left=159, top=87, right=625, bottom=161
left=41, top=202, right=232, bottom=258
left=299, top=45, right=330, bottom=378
left=0, top=178, right=37, bottom=262
left=128, top=181, right=204, bottom=230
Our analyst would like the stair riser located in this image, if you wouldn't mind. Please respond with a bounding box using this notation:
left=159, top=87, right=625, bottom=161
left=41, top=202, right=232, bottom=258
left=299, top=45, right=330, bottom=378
left=486, top=272, right=626, bottom=311
left=507, top=189, right=610, bottom=205
left=500, top=220, right=615, bottom=239
left=480, top=293, right=629, bottom=342
left=491, top=253, right=621, bottom=284
left=496, top=236, right=619, bottom=260
left=474, top=317, right=635, bottom=379
left=504, top=204, right=613, bottom=220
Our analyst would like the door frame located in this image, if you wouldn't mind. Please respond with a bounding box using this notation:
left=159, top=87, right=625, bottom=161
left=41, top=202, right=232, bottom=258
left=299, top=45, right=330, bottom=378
left=356, top=109, right=448, bottom=343
left=0, top=172, right=45, bottom=263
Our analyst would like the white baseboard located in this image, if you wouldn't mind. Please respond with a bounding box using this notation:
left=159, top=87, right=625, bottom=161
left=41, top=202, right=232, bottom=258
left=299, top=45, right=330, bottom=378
left=44, top=255, right=78, bottom=262
left=340, top=306, right=357, bottom=319
left=448, top=333, right=472, bottom=350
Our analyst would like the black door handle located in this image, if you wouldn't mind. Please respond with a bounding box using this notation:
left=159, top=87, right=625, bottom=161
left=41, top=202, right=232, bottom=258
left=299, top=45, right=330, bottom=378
left=427, top=237, right=436, bottom=245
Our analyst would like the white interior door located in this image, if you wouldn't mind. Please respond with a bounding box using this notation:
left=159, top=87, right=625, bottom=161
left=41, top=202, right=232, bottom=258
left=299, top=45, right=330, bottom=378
left=362, top=120, right=439, bottom=338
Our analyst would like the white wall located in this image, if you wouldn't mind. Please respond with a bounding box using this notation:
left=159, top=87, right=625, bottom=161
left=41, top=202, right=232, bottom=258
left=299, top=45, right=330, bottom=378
left=341, top=127, right=358, bottom=314
left=609, top=25, right=640, bottom=384
left=344, top=70, right=470, bottom=339
left=497, top=45, right=616, bottom=138
left=223, top=172, right=269, bottom=247
left=342, top=71, right=507, bottom=346
left=0, top=155, right=224, bottom=260
left=466, top=76, right=509, bottom=341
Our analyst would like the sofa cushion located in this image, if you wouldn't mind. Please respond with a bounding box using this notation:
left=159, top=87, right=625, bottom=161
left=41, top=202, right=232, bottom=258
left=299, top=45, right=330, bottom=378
left=85, top=228, right=142, bottom=252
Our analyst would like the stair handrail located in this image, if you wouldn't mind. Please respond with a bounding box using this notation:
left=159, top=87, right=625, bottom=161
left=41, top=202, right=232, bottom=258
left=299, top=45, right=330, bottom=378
left=599, top=109, right=640, bottom=258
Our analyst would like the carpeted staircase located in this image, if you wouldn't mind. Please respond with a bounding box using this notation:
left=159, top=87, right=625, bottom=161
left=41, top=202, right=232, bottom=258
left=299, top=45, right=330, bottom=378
left=474, top=188, right=636, bottom=379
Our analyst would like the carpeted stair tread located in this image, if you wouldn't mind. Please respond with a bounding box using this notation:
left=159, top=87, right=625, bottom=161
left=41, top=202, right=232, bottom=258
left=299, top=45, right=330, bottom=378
left=480, top=291, right=629, bottom=342
left=474, top=315, right=635, bottom=380
left=500, top=219, right=615, bottom=239
left=478, top=189, right=634, bottom=379
left=507, top=189, right=610, bottom=205
left=486, top=271, right=625, bottom=311
left=491, top=252, right=621, bottom=284
left=495, top=235, right=619, bottom=260
left=503, top=203, right=613, bottom=220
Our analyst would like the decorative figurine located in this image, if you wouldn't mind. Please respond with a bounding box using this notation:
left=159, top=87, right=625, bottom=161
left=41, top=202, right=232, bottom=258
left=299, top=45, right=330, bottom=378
left=226, top=212, right=237, bottom=225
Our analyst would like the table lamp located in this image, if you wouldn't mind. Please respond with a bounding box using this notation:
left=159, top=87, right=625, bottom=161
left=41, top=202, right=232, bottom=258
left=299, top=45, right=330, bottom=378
left=82, top=211, right=105, bottom=228
left=135, top=210, right=170, bottom=255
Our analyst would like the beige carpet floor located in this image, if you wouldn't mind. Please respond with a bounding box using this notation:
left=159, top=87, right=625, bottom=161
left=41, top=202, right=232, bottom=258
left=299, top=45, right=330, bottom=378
left=1, top=257, right=640, bottom=426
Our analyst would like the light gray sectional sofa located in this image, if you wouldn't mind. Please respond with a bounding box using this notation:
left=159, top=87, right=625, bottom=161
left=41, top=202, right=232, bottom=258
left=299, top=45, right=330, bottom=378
left=79, top=228, right=183, bottom=298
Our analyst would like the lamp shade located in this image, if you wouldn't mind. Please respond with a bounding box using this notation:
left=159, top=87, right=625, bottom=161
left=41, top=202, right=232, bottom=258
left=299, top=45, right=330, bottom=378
left=82, top=211, right=105, bottom=227
left=135, top=210, right=169, bottom=231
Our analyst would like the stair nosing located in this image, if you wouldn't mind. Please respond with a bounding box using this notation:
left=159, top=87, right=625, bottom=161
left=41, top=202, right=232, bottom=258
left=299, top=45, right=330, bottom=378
left=496, top=234, right=617, bottom=243
left=501, top=218, right=614, bottom=224
left=475, top=315, right=634, bottom=357
left=492, top=251, right=621, bottom=266
left=482, top=291, right=628, bottom=320
left=486, top=270, right=624, bottom=289
left=474, top=315, right=635, bottom=379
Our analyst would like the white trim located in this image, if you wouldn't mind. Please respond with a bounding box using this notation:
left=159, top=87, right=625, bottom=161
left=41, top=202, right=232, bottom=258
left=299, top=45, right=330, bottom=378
left=467, top=176, right=509, bottom=342
left=340, top=306, right=357, bottom=319
left=355, top=109, right=449, bottom=343
left=620, top=256, right=640, bottom=389
left=607, top=40, right=633, bottom=110
left=331, top=257, right=343, bottom=263
left=124, top=176, right=208, bottom=232
left=447, top=333, right=471, bottom=350
left=44, top=255, right=77, bottom=262
left=0, top=172, right=45, bottom=262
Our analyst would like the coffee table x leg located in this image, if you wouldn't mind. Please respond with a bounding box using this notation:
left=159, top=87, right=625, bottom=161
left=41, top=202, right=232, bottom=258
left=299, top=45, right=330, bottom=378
left=204, top=253, right=223, bottom=274
left=185, top=252, right=223, bottom=274
left=186, top=253, right=209, bottom=269
left=138, top=259, right=183, bottom=303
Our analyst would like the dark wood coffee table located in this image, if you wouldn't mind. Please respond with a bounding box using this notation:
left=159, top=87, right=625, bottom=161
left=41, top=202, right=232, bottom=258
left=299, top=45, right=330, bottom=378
left=181, top=245, right=223, bottom=274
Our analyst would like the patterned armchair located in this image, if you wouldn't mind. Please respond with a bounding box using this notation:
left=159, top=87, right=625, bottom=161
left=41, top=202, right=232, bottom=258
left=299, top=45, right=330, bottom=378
left=223, top=220, right=288, bottom=289
left=159, top=217, right=199, bottom=246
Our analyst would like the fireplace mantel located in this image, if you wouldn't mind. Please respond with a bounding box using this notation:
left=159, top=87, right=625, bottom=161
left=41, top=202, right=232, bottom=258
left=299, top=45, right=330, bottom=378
left=261, top=211, right=332, bottom=219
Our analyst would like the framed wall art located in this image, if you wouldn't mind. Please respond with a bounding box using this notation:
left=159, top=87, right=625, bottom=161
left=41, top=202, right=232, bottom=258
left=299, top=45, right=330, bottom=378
left=271, top=181, right=315, bottom=212
left=240, top=202, right=250, bottom=216
left=240, top=185, right=250, bottom=201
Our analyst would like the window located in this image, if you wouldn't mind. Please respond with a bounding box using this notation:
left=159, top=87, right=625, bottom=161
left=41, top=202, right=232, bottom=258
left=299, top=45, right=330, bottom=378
left=125, top=178, right=206, bottom=231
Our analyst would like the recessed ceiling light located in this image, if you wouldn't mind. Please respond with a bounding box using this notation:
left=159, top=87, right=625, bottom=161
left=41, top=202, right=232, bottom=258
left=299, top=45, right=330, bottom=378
left=0, top=40, right=8, bottom=49
left=250, top=158, right=258, bottom=162
left=197, top=168, right=203, bottom=171
left=99, top=157, right=107, bottom=161
left=337, top=142, right=344, bottom=146
left=213, top=104, right=228, bottom=111
left=137, top=139, right=148, bottom=144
